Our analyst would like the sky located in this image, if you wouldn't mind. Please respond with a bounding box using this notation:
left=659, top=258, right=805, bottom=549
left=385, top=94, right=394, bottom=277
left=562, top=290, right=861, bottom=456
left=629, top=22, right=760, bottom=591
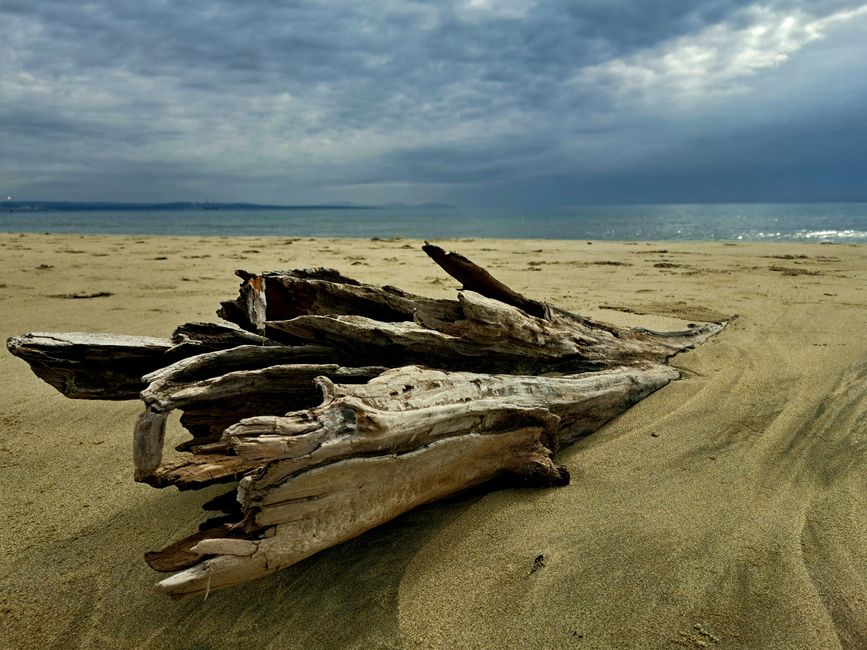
left=2, top=0, right=866, bottom=205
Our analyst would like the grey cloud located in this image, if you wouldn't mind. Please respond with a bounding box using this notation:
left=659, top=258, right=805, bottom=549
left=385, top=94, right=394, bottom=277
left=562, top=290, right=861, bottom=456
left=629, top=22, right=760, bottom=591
left=2, top=0, right=866, bottom=203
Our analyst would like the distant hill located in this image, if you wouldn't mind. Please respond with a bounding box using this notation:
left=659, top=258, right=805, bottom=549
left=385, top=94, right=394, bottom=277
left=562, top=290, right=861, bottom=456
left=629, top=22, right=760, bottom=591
left=377, top=202, right=455, bottom=210
left=1, top=201, right=375, bottom=212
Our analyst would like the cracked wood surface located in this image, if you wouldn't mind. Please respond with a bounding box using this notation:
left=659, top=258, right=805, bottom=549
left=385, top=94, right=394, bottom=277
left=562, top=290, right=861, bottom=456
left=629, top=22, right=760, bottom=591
left=5, top=243, right=726, bottom=598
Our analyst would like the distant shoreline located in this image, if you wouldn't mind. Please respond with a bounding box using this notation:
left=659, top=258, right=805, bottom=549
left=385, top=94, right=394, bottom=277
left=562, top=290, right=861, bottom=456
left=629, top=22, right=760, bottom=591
left=1, top=201, right=378, bottom=212
left=0, top=202, right=864, bottom=242
left=1, top=200, right=457, bottom=212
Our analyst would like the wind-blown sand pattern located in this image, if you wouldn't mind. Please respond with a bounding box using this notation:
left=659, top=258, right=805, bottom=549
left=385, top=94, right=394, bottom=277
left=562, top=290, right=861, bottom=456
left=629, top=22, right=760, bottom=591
left=0, top=233, right=865, bottom=648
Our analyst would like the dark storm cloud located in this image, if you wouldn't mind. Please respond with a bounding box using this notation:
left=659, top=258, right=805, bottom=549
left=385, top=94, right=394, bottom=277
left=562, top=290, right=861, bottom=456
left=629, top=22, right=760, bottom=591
left=2, top=0, right=866, bottom=203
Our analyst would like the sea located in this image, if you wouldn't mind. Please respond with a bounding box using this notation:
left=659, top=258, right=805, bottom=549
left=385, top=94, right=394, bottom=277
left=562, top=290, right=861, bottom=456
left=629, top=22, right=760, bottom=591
left=1, top=203, right=866, bottom=242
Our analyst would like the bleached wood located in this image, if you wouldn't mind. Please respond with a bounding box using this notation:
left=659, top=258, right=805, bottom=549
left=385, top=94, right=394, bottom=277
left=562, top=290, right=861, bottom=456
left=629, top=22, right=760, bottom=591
left=422, top=242, right=549, bottom=318
left=170, top=321, right=275, bottom=350
left=228, top=364, right=677, bottom=484
left=133, top=410, right=168, bottom=481
left=189, top=538, right=258, bottom=557
left=271, top=291, right=722, bottom=374
left=141, top=363, right=385, bottom=413
left=156, top=425, right=561, bottom=597
left=141, top=344, right=337, bottom=387
left=5, top=324, right=280, bottom=399
left=141, top=453, right=262, bottom=490
left=6, top=332, right=174, bottom=399
left=151, top=363, right=679, bottom=596
left=134, top=362, right=385, bottom=479
left=5, top=243, right=727, bottom=598
left=218, top=267, right=461, bottom=334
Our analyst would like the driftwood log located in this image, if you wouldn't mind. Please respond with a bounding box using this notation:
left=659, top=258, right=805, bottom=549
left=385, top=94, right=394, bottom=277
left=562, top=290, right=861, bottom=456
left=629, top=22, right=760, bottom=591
left=7, top=243, right=726, bottom=598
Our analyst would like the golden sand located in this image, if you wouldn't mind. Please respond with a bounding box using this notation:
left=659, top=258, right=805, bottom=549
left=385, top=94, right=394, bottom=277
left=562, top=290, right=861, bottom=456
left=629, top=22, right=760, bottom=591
left=1, top=233, right=865, bottom=648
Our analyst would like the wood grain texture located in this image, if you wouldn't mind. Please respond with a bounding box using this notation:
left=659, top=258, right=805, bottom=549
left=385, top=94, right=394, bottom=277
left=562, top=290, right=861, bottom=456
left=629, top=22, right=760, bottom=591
left=5, top=243, right=726, bottom=597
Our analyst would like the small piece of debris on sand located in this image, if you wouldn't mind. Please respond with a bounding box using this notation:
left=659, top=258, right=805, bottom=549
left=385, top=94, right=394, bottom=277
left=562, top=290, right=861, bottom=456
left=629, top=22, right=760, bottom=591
left=48, top=291, right=114, bottom=299
left=530, top=554, right=546, bottom=574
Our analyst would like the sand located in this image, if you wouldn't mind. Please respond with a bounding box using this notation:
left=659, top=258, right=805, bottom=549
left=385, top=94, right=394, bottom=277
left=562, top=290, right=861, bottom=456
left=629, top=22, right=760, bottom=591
left=0, top=233, right=865, bottom=649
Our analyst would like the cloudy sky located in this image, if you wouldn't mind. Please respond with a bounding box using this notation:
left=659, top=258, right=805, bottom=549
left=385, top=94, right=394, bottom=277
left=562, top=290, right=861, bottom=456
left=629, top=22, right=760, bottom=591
left=2, top=0, right=866, bottom=205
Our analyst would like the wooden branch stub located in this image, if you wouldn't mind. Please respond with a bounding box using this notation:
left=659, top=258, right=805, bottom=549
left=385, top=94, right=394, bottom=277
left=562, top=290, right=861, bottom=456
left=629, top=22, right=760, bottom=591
left=422, top=242, right=548, bottom=318
left=133, top=410, right=168, bottom=480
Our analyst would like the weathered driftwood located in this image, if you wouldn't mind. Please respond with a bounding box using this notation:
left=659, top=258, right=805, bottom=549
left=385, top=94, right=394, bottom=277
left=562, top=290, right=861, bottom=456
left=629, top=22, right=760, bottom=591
left=7, top=332, right=176, bottom=400
left=6, top=243, right=726, bottom=598
left=270, top=290, right=721, bottom=374
left=218, top=266, right=461, bottom=334
left=135, top=362, right=386, bottom=485
left=6, top=323, right=275, bottom=400
left=150, top=363, right=682, bottom=597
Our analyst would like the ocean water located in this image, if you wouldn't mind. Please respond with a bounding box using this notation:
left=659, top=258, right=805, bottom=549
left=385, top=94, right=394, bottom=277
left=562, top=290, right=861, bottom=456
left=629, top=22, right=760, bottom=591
left=1, top=203, right=866, bottom=242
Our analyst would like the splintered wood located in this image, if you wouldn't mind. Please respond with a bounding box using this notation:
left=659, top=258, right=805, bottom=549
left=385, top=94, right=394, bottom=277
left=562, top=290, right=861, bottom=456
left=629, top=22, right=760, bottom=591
left=6, top=243, right=725, bottom=598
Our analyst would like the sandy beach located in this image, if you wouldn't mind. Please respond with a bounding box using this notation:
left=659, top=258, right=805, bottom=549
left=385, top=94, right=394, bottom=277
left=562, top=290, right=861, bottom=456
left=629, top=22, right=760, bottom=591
left=1, top=233, right=865, bottom=649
